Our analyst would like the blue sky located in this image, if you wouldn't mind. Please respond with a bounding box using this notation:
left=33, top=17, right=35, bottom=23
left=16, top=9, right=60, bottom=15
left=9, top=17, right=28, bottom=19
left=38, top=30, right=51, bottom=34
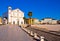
left=0, top=0, right=60, bottom=20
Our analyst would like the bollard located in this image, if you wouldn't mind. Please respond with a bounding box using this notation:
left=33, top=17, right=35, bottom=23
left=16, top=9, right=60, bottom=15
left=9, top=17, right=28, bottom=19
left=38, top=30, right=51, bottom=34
left=27, top=30, right=30, bottom=34
left=30, top=31, right=34, bottom=36
left=26, top=29, right=30, bottom=33
left=24, top=28, right=27, bottom=31
left=40, top=36, right=44, bottom=41
left=34, top=33, right=40, bottom=39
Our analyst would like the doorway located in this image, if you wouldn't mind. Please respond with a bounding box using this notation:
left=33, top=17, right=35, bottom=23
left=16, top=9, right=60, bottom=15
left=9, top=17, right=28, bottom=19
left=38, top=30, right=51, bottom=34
left=17, top=21, right=19, bottom=25
left=13, top=21, right=15, bottom=24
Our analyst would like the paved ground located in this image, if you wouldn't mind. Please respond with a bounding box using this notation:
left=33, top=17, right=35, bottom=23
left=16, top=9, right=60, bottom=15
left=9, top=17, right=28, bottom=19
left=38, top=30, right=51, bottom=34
left=26, top=26, right=60, bottom=41
left=0, top=24, right=35, bottom=41
left=31, top=24, right=60, bottom=31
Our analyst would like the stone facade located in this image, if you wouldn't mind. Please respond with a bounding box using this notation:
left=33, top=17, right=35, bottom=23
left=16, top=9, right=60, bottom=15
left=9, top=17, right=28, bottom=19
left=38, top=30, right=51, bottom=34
left=8, top=7, right=24, bottom=25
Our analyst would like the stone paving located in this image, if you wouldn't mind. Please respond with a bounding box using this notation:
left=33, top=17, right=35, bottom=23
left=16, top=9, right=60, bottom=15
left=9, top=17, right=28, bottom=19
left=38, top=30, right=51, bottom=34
left=0, top=24, right=35, bottom=41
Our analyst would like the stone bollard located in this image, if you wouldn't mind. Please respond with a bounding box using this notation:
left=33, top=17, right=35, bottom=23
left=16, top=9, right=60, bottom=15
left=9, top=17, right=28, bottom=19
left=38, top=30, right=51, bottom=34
left=34, top=33, right=40, bottom=39
left=23, top=28, right=27, bottom=32
left=27, top=30, right=30, bottom=34
left=25, top=29, right=28, bottom=32
left=40, top=36, right=44, bottom=41
left=30, top=31, right=34, bottom=36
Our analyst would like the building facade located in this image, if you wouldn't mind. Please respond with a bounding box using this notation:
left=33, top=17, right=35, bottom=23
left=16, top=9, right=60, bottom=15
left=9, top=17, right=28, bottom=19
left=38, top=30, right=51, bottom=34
left=3, top=18, right=7, bottom=24
left=26, top=18, right=33, bottom=24
left=0, top=17, right=2, bottom=24
left=40, top=18, right=57, bottom=24
left=57, top=20, right=60, bottom=24
left=26, top=18, right=39, bottom=24
left=33, top=18, right=39, bottom=24
left=8, top=7, right=24, bottom=25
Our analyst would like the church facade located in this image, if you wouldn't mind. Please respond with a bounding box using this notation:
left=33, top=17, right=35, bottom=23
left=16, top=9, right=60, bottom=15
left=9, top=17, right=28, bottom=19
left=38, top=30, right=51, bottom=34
left=8, top=7, right=24, bottom=25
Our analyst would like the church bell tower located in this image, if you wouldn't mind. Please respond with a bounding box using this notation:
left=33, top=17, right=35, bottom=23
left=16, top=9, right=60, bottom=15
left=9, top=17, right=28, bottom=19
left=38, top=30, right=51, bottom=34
left=8, top=6, right=12, bottom=24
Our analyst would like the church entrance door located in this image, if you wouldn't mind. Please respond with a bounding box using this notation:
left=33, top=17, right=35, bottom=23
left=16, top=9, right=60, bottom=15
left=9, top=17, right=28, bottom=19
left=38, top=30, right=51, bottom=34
left=13, top=21, right=15, bottom=24
left=17, top=21, right=19, bottom=25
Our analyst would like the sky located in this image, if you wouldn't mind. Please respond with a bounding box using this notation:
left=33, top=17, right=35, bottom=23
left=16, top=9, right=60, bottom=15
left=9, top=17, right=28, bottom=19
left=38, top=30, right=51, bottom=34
left=0, top=0, right=60, bottom=20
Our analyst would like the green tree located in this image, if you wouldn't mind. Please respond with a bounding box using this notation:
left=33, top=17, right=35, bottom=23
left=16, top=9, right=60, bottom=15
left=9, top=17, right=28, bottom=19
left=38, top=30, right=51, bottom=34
left=28, top=12, right=32, bottom=19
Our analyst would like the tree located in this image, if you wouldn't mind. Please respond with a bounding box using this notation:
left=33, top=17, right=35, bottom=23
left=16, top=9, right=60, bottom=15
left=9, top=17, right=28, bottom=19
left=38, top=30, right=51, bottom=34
left=28, top=12, right=32, bottom=24
left=28, top=12, right=32, bottom=19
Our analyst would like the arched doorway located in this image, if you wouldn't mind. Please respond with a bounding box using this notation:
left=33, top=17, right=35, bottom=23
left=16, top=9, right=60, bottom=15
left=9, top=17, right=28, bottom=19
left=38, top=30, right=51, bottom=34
left=13, top=21, right=15, bottom=24
left=17, top=21, right=19, bottom=25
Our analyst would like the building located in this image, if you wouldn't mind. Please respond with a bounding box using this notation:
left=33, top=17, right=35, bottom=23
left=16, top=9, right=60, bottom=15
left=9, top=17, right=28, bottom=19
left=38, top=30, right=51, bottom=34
left=26, top=18, right=39, bottom=24
left=33, top=18, right=39, bottom=24
left=0, top=17, right=2, bottom=24
left=3, top=17, right=7, bottom=24
left=57, top=20, right=60, bottom=24
left=8, top=7, right=24, bottom=25
left=26, top=18, right=33, bottom=24
left=40, top=18, right=57, bottom=24
left=52, top=20, right=57, bottom=24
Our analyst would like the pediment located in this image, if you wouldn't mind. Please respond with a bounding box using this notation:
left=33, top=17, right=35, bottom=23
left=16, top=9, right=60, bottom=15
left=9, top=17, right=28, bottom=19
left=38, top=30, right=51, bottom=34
left=12, top=8, right=24, bottom=14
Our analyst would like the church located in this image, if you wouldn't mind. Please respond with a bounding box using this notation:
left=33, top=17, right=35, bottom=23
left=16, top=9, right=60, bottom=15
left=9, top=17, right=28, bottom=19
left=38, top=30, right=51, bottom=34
left=8, top=7, right=24, bottom=25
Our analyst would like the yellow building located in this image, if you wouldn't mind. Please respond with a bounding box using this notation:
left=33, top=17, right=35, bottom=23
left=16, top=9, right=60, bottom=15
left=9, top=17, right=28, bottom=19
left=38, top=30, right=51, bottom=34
left=0, top=17, right=2, bottom=24
left=26, top=18, right=33, bottom=24
left=26, top=18, right=39, bottom=24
